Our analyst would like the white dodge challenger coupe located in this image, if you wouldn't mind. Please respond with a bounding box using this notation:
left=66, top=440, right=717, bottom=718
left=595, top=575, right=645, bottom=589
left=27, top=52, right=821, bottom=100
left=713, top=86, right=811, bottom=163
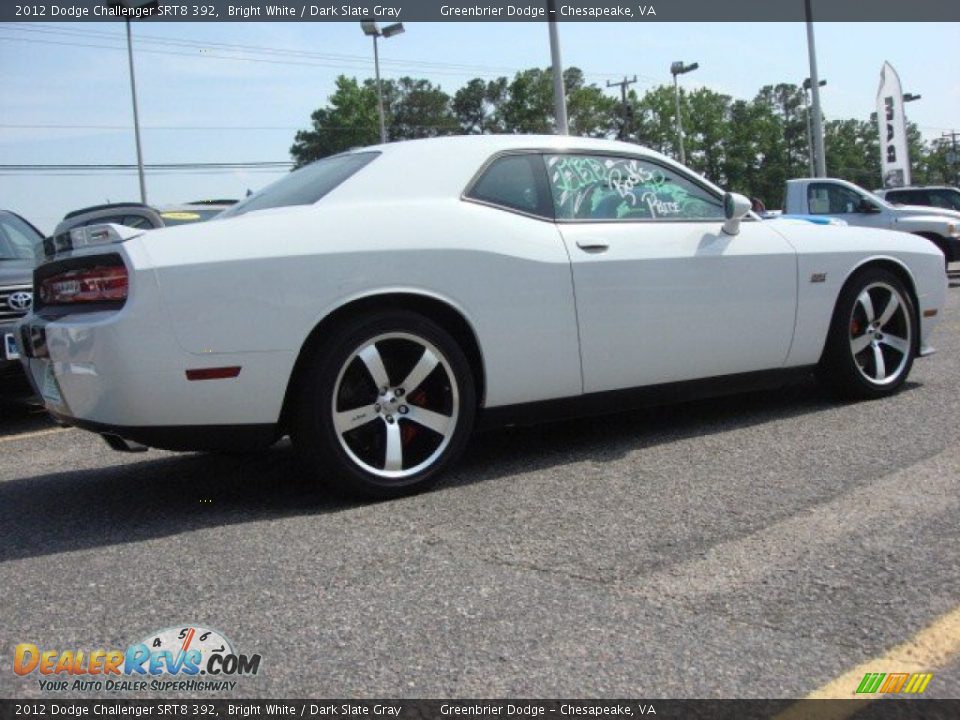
left=17, top=135, right=948, bottom=497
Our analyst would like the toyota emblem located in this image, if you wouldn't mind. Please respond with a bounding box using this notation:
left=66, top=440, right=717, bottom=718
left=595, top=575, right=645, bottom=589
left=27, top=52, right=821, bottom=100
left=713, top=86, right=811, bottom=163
left=8, top=291, right=33, bottom=312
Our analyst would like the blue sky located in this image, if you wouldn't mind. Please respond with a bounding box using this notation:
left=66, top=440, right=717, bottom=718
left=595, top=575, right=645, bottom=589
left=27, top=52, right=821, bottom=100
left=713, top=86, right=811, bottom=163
left=1, top=21, right=958, bottom=233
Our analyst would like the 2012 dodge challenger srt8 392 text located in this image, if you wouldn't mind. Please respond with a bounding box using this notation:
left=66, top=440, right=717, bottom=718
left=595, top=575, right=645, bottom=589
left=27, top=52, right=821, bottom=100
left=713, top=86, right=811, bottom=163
left=16, top=135, right=948, bottom=498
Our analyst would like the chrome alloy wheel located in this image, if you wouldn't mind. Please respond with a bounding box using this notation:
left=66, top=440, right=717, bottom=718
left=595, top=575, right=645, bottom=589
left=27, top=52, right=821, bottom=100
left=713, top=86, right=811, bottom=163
left=331, top=332, right=459, bottom=480
left=848, top=281, right=913, bottom=386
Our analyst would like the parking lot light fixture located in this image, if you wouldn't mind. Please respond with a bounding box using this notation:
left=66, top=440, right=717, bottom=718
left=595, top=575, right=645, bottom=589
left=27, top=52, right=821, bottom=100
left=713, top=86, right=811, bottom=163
left=361, top=21, right=405, bottom=144
left=670, top=61, right=698, bottom=165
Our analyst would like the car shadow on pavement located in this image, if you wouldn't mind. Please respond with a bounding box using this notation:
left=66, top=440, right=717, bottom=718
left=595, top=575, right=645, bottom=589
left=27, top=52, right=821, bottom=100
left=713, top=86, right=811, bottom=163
left=0, top=376, right=922, bottom=564
left=0, top=391, right=49, bottom=438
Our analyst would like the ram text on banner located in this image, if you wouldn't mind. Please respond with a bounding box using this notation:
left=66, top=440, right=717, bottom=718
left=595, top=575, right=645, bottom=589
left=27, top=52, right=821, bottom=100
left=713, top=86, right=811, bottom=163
left=876, top=61, right=911, bottom=188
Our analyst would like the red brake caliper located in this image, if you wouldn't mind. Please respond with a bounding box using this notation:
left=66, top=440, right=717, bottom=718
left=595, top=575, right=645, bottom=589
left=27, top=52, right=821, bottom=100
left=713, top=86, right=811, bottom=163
left=401, top=389, right=429, bottom=444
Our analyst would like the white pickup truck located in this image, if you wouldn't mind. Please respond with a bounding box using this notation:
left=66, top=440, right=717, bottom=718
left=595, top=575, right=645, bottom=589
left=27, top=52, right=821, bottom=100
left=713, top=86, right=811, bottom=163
left=784, top=177, right=960, bottom=268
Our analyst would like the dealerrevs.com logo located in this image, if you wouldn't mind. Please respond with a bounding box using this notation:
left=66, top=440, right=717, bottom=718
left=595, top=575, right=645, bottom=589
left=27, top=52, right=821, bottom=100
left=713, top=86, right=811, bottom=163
left=14, top=626, right=262, bottom=693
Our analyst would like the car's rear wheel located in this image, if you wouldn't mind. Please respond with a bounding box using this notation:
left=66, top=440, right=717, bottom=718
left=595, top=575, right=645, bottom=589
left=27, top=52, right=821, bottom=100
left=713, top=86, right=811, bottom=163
left=292, top=310, right=475, bottom=498
left=818, top=267, right=916, bottom=400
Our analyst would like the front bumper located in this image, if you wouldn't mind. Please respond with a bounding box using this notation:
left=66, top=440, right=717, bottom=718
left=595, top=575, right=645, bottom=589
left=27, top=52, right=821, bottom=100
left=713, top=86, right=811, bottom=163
left=946, top=236, right=960, bottom=264
left=2, top=320, right=28, bottom=381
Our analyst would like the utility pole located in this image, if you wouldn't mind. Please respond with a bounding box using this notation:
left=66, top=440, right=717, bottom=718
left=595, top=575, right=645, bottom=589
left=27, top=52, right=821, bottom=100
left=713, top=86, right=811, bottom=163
left=112, top=0, right=160, bottom=204
left=547, top=0, right=568, bottom=135
left=803, top=78, right=827, bottom=178
left=606, top=76, right=638, bottom=141
left=670, top=61, right=698, bottom=165
left=804, top=0, right=827, bottom=177
left=124, top=18, right=147, bottom=204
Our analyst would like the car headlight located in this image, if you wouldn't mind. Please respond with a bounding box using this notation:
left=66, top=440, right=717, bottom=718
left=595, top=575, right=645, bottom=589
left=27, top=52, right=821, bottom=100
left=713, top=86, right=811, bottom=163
left=948, top=222, right=959, bottom=238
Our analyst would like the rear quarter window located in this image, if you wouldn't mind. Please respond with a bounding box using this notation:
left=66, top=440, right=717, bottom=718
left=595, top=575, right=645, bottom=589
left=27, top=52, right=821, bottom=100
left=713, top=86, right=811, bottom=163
left=465, top=154, right=552, bottom=218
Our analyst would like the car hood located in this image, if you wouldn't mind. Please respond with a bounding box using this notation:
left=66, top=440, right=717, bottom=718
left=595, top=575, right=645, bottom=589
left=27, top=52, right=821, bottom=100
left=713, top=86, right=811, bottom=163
left=0, top=258, right=34, bottom=285
left=892, top=204, right=960, bottom=221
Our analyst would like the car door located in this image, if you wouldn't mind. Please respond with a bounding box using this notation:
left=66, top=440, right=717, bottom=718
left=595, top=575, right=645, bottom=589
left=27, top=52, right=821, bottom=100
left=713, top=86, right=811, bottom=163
left=545, top=152, right=798, bottom=394
left=806, top=182, right=892, bottom=230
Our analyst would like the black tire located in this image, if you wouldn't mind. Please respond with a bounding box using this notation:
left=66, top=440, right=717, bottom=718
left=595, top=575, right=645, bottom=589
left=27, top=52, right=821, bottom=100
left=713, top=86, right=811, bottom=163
left=291, top=310, right=476, bottom=499
left=818, top=267, right=916, bottom=400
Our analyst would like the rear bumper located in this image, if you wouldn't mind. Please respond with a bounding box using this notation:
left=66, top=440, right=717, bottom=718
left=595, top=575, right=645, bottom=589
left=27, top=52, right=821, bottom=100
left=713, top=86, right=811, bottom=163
left=15, top=256, right=296, bottom=443
left=47, top=411, right=278, bottom=452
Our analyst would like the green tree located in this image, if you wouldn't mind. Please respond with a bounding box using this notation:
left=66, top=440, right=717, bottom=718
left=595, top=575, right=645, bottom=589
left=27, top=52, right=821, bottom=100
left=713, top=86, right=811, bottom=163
left=632, top=85, right=679, bottom=156
left=453, top=77, right=508, bottom=134
left=684, top=88, right=732, bottom=185
left=290, top=75, right=379, bottom=167
left=378, top=76, right=458, bottom=140
left=824, top=119, right=881, bottom=189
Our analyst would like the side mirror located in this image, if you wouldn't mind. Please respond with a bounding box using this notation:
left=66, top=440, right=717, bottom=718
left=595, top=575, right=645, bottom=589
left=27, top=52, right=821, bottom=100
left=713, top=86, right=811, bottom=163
left=857, top=198, right=880, bottom=214
left=722, top=192, right=752, bottom=236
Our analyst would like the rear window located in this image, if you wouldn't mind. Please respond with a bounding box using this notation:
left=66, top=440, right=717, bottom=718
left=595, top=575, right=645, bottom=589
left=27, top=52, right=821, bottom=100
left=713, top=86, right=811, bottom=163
left=220, top=152, right=379, bottom=219
left=884, top=190, right=922, bottom=205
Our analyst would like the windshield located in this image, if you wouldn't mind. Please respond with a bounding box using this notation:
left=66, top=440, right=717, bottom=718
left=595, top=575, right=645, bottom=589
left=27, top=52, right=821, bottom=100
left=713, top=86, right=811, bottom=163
left=0, top=211, right=42, bottom=261
left=219, top=152, right=379, bottom=219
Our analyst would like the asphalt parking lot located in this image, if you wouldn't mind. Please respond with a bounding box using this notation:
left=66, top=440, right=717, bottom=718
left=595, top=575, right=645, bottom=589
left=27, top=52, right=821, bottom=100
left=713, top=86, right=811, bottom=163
left=1, top=271, right=959, bottom=701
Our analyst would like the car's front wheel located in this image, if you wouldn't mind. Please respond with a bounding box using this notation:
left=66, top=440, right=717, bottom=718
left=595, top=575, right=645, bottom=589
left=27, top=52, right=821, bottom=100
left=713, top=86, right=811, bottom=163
left=292, top=310, right=475, bottom=498
left=819, top=267, right=916, bottom=400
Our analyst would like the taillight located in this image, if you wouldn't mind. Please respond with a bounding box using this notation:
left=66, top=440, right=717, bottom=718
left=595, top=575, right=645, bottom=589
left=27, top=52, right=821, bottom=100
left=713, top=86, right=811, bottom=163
left=39, top=266, right=128, bottom=305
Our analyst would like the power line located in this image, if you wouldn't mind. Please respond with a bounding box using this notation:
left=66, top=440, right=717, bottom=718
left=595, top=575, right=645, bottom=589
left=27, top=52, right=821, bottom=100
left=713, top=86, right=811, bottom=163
left=0, top=123, right=303, bottom=131
left=0, top=23, right=654, bottom=85
left=0, top=162, right=294, bottom=174
left=7, top=22, right=532, bottom=75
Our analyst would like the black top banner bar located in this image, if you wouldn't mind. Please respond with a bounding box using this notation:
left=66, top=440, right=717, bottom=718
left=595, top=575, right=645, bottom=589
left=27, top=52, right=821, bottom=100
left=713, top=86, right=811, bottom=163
left=1, top=0, right=958, bottom=23
left=1, top=700, right=960, bottom=720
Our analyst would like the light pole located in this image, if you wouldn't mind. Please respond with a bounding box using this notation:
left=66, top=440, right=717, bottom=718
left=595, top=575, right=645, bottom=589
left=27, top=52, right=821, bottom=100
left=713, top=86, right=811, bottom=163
left=670, top=60, right=698, bottom=165
left=546, top=0, right=568, bottom=135
left=112, top=0, right=158, bottom=204
left=804, top=0, right=827, bottom=177
left=361, top=21, right=404, bottom=144
left=803, top=78, right=826, bottom=177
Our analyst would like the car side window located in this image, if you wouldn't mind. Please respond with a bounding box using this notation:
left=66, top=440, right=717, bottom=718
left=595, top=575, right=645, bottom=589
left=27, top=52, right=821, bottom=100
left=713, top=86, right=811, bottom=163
left=808, top=183, right=864, bottom=214
left=0, top=213, right=41, bottom=260
left=927, top=190, right=960, bottom=211
left=466, top=154, right=548, bottom=217
left=545, top=153, right=723, bottom=221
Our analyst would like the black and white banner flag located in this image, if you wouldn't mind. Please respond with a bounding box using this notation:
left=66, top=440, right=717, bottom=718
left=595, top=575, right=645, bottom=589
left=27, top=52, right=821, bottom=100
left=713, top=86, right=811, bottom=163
left=876, top=61, right=911, bottom=188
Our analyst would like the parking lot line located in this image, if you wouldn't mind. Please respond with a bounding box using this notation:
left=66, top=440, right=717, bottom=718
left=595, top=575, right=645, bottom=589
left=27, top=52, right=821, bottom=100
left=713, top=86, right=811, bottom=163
left=0, top=427, right=71, bottom=444
left=775, top=605, right=960, bottom=719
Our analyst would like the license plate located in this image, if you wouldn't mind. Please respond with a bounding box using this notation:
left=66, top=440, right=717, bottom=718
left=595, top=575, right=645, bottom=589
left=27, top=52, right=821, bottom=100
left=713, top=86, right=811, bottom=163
left=41, top=363, right=62, bottom=404
left=3, top=333, right=18, bottom=360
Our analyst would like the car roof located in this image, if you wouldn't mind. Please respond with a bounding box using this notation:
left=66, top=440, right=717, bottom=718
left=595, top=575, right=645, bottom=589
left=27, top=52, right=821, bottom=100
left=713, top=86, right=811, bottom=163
left=329, top=134, right=723, bottom=202
left=877, top=186, right=958, bottom=192
left=360, top=133, right=673, bottom=160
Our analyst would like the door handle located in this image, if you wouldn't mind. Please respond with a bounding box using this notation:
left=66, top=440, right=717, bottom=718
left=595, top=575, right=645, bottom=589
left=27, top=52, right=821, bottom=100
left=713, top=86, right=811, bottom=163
left=575, top=238, right=610, bottom=252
